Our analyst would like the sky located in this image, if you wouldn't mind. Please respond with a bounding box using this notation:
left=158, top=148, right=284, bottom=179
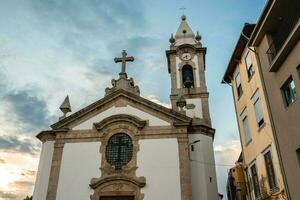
left=0, top=0, right=266, bottom=199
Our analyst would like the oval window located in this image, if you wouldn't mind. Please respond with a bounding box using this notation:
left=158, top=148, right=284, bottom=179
left=106, top=133, right=133, bottom=170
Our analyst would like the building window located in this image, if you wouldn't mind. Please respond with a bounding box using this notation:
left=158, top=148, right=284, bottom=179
left=281, top=76, right=297, bottom=106
left=106, top=133, right=133, bottom=170
left=297, top=148, right=300, bottom=167
left=182, top=65, right=194, bottom=88
left=264, top=151, right=277, bottom=191
left=245, top=52, right=254, bottom=79
left=250, top=164, right=261, bottom=199
left=251, top=90, right=265, bottom=128
left=240, top=109, right=251, bottom=144
left=235, top=73, right=243, bottom=98
left=245, top=169, right=252, bottom=198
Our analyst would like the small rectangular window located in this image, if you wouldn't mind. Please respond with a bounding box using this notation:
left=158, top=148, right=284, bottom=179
left=241, top=109, right=251, bottom=144
left=235, top=73, right=243, bottom=98
left=281, top=76, right=297, bottom=106
left=245, top=169, right=252, bottom=197
left=264, top=151, right=277, bottom=191
left=297, top=148, right=300, bottom=167
left=245, top=52, right=255, bottom=79
left=250, top=164, right=261, bottom=198
left=251, top=90, right=265, bottom=128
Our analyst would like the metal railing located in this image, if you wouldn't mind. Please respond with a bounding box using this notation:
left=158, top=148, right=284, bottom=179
left=266, top=11, right=300, bottom=63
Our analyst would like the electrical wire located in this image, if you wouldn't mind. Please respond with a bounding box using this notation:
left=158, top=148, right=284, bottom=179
left=190, top=159, right=235, bottom=167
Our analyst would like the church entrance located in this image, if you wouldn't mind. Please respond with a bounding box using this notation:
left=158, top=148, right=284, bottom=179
left=100, top=196, right=134, bottom=200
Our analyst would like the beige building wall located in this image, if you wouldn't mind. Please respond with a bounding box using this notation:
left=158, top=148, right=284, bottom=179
left=254, top=34, right=300, bottom=200
left=230, top=48, right=285, bottom=199
left=247, top=1, right=300, bottom=198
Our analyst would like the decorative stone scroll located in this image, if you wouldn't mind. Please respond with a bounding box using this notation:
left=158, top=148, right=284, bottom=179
left=105, top=75, right=140, bottom=96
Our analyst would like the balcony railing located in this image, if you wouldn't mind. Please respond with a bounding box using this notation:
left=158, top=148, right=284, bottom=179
left=266, top=10, right=300, bottom=63
left=266, top=42, right=277, bottom=63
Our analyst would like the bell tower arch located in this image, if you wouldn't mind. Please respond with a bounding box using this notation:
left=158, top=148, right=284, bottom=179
left=166, top=15, right=211, bottom=126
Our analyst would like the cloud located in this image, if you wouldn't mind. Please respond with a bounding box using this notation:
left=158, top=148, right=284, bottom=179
left=9, top=180, right=34, bottom=189
left=2, top=90, right=52, bottom=130
left=145, top=95, right=171, bottom=108
left=21, top=170, right=36, bottom=177
left=27, top=0, right=148, bottom=61
left=0, top=191, right=17, bottom=199
left=0, top=135, right=39, bottom=155
left=214, top=140, right=241, bottom=198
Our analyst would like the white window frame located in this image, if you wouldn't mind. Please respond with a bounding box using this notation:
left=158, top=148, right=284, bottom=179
left=251, top=90, right=265, bottom=129
left=281, top=76, right=297, bottom=107
left=240, top=108, right=252, bottom=144
left=235, top=72, right=243, bottom=99
left=245, top=51, right=254, bottom=79
left=249, top=161, right=261, bottom=199
left=262, top=147, right=278, bottom=193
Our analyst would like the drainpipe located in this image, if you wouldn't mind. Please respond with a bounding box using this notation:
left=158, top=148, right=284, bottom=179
left=249, top=45, right=291, bottom=200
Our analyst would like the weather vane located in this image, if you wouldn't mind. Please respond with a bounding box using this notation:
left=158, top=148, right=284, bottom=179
left=179, top=6, right=186, bottom=15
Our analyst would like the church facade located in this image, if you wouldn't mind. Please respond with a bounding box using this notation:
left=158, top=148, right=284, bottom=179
left=33, top=16, right=219, bottom=200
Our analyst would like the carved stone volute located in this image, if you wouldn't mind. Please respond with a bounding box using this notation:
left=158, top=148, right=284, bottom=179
left=105, top=74, right=140, bottom=96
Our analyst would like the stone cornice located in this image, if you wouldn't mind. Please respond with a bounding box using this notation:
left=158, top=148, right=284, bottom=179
left=36, top=128, right=69, bottom=142
left=188, top=121, right=215, bottom=140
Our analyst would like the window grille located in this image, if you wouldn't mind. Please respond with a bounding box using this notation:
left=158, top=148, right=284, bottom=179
left=106, top=133, right=133, bottom=170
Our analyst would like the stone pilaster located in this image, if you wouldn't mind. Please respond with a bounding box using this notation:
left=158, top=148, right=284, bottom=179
left=178, top=137, right=192, bottom=200
left=46, top=141, right=65, bottom=200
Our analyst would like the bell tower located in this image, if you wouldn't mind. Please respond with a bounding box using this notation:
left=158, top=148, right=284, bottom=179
left=166, top=15, right=211, bottom=126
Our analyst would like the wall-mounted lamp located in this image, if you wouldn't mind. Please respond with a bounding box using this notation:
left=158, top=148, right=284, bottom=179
left=188, top=140, right=200, bottom=160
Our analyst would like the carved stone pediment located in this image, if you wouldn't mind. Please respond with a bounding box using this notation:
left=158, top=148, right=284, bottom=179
left=90, top=174, right=146, bottom=189
left=94, top=114, right=147, bottom=131
left=89, top=175, right=145, bottom=200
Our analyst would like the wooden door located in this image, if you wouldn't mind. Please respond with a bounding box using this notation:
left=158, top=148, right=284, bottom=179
left=100, top=196, right=134, bottom=200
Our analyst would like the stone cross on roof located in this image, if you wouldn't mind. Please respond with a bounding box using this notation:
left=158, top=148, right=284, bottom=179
left=114, top=50, right=134, bottom=75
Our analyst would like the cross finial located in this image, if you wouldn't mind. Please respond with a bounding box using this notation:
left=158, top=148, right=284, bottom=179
left=114, top=50, right=134, bottom=76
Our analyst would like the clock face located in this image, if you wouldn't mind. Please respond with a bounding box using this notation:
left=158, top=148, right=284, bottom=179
left=181, top=53, right=191, bottom=61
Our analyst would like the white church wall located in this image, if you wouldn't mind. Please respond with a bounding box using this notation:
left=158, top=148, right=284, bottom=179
left=73, top=105, right=170, bottom=130
left=184, top=98, right=203, bottom=119
left=175, top=57, right=181, bottom=88
left=56, top=142, right=101, bottom=200
left=136, top=138, right=181, bottom=200
left=189, top=134, right=218, bottom=200
left=191, top=56, right=200, bottom=88
left=33, top=141, right=54, bottom=200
